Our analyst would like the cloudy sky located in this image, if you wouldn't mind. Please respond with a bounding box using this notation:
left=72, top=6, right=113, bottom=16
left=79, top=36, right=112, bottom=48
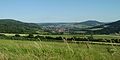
left=0, top=0, right=120, bottom=23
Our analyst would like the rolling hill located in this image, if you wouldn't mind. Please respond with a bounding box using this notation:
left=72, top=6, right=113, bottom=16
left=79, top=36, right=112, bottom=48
left=89, top=20, right=120, bottom=34
left=0, top=19, right=41, bottom=34
left=74, top=20, right=104, bottom=26
left=37, top=20, right=104, bottom=34
left=38, top=20, right=104, bottom=29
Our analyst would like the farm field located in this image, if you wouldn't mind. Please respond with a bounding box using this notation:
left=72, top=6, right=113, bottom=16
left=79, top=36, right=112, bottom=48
left=0, top=39, right=120, bottom=60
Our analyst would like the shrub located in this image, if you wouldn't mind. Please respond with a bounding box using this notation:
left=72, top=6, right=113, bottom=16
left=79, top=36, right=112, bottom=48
left=45, top=36, right=54, bottom=40
left=27, top=34, right=34, bottom=38
left=35, top=35, right=45, bottom=39
left=0, top=34, right=6, bottom=36
left=55, top=36, right=63, bottom=40
left=15, top=34, right=20, bottom=37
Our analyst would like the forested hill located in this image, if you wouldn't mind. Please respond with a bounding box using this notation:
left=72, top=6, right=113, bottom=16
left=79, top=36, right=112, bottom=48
left=74, top=20, right=104, bottom=26
left=90, top=20, right=120, bottom=34
left=0, top=19, right=41, bottom=34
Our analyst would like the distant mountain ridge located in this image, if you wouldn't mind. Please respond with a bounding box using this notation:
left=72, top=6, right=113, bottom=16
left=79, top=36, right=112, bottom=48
left=37, top=20, right=104, bottom=34
left=38, top=20, right=104, bottom=28
left=74, top=20, right=104, bottom=26
left=0, top=19, right=41, bottom=33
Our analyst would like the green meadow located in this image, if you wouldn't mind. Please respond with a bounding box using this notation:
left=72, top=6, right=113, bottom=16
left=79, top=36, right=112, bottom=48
left=0, top=39, right=120, bottom=60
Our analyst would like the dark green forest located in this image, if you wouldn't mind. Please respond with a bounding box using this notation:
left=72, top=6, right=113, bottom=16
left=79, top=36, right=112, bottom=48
left=90, top=20, right=120, bottom=34
left=0, top=19, right=41, bottom=34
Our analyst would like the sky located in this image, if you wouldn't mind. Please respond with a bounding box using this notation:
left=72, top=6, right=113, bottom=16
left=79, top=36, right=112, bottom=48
left=0, top=0, right=120, bottom=23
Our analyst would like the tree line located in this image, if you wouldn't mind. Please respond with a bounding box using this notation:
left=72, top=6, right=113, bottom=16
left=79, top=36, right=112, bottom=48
left=0, top=34, right=120, bottom=43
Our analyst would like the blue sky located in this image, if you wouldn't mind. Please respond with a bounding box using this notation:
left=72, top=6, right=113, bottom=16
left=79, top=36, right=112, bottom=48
left=0, top=0, right=120, bottom=23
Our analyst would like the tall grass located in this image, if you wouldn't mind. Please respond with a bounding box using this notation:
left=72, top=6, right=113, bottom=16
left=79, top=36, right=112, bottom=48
left=0, top=39, right=120, bottom=60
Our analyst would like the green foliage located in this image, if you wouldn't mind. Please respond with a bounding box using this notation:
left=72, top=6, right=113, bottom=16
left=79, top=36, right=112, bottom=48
left=0, top=19, right=41, bottom=34
left=35, top=35, right=45, bottom=39
left=15, top=34, right=20, bottom=37
left=0, top=34, right=6, bottom=36
left=87, top=34, right=94, bottom=40
left=90, top=20, right=120, bottom=34
left=27, top=34, right=34, bottom=38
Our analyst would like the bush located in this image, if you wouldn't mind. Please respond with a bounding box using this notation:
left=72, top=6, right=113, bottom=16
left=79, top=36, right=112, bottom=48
left=0, top=34, right=6, bottom=37
left=55, top=36, right=63, bottom=40
left=35, top=35, right=45, bottom=39
left=15, top=34, right=20, bottom=37
left=27, top=34, right=34, bottom=38
left=45, top=36, right=54, bottom=39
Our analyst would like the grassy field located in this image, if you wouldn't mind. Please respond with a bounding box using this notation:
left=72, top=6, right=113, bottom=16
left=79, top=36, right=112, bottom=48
left=0, top=39, right=120, bottom=60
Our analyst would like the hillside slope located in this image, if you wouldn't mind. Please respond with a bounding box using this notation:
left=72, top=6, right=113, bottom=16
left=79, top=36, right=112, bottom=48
left=38, top=20, right=104, bottom=30
left=76, top=20, right=104, bottom=26
left=37, top=20, right=104, bottom=34
left=0, top=19, right=41, bottom=34
left=89, top=20, right=120, bottom=34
